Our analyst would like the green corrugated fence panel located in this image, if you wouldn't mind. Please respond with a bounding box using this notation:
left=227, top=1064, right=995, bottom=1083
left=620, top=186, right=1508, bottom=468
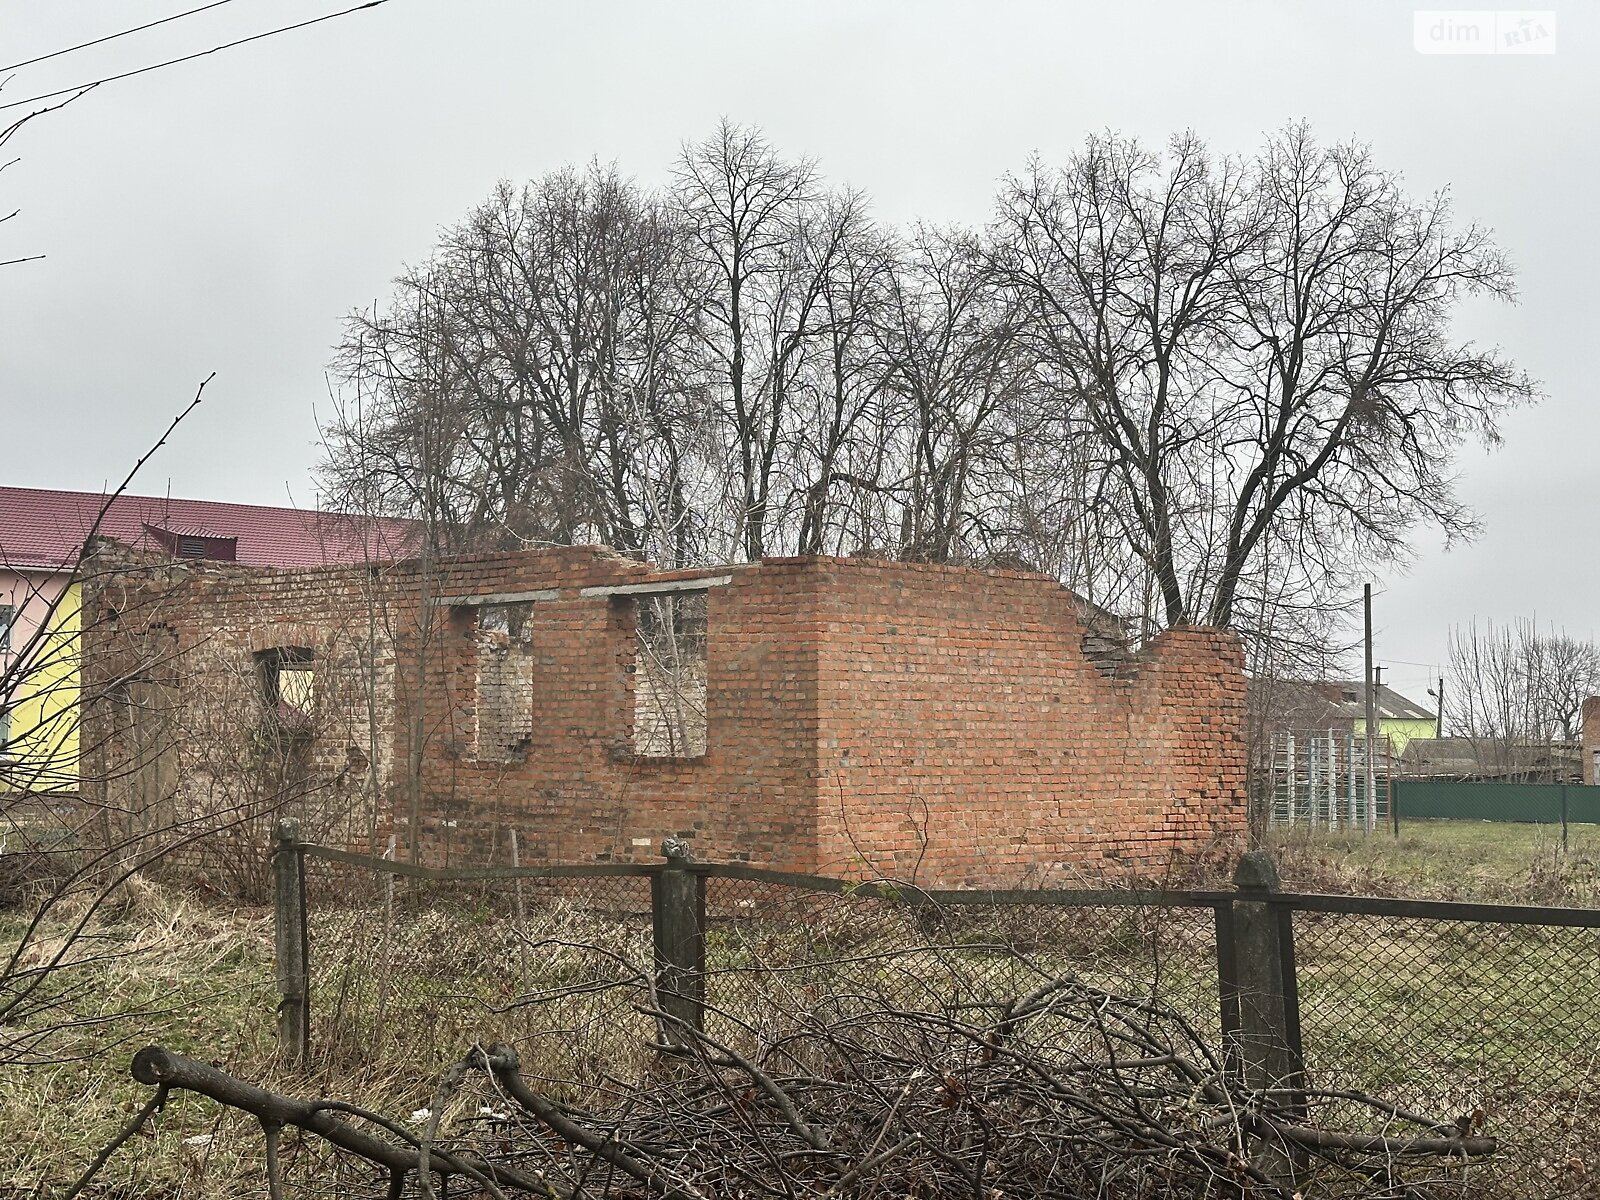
left=1393, top=780, right=1600, bottom=824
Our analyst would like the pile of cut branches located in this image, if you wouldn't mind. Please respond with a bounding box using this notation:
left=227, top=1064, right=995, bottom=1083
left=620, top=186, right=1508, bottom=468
left=77, top=974, right=1491, bottom=1199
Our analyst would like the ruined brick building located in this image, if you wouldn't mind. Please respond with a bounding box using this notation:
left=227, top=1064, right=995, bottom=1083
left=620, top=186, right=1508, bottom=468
left=81, top=542, right=1247, bottom=887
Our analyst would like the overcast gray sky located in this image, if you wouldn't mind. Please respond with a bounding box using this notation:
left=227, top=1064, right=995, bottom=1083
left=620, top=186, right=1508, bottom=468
left=0, top=0, right=1592, bottom=701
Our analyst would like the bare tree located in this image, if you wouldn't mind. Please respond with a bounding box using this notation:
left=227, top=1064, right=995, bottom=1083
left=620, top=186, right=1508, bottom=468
left=674, top=120, right=823, bottom=560
left=322, top=164, right=715, bottom=565
left=0, top=85, right=95, bottom=268
left=1523, top=629, right=1600, bottom=743
left=989, top=126, right=1534, bottom=632
left=1448, top=619, right=1600, bottom=780
left=320, top=121, right=1533, bottom=660
left=787, top=193, right=895, bottom=556
left=872, top=225, right=1024, bottom=564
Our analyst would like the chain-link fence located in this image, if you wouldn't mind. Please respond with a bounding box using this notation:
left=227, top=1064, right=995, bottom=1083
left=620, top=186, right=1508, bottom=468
left=1290, top=900, right=1600, bottom=1197
left=276, top=838, right=1600, bottom=1198
left=298, top=847, right=656, bottom=1085
left=698, top=871, right=1225, bottom=1050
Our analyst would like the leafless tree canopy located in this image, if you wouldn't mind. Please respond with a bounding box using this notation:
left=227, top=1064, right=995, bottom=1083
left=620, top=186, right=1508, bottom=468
left=1448, top=619, right=1600, bottom=777
left=319, top=121, right=1534, bottom=637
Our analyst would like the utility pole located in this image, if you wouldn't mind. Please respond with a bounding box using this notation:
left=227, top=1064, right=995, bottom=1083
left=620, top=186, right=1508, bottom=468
left=1436, top=676, right=1445, bottom=739
left=1364, top=585, right=1378, bottom=834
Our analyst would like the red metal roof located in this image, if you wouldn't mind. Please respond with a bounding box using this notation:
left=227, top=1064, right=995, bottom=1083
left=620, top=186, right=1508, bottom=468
left=0, top=486, right=418, bottom=571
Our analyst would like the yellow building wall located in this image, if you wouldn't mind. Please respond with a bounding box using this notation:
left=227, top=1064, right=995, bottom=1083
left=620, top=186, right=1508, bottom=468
left=3, top=582, right=80, bottom=791
left=1354, top=716, right=1436, bottom=754
left=1382, top=718, right=1437, bottom=754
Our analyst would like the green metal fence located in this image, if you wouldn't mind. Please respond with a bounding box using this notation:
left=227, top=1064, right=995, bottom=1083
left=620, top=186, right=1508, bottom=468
left=1393, top=780, right=1600, bottom=826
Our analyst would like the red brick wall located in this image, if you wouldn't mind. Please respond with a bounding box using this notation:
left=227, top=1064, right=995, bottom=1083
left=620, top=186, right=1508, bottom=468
left=83, top=545, right=1246, bottom=886
left=78, top=544, right=414, bottom=894
left=404, top=551, right=821, bottom=872
left=804, top=558, right=1246, bottom=884
left=1583, top=697, right=1600, bottom=786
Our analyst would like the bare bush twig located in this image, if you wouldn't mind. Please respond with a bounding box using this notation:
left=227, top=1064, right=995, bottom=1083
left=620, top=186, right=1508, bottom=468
left=96, top=971, right=1493, bottom=1200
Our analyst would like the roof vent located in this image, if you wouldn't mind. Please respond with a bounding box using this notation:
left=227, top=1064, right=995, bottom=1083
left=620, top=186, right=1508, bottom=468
left=143, top=522, right=238, bottom=562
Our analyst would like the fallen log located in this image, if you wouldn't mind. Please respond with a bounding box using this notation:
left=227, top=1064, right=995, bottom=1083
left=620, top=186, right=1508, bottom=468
left=122, top=1047, right=557, bottom=1197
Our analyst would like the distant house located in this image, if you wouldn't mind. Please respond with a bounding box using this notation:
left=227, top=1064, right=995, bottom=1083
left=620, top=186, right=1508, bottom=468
left=0, top=486, right=414, bottom=792
left=1250, top=679, right=1438, bottom=753
left=1398, top=736, right=1579, bottom=783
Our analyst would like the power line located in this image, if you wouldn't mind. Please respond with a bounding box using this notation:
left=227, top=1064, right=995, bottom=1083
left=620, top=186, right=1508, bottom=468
left=0, top=1, right=241, bottom=74
left=0, top=1, right=391, bottom=113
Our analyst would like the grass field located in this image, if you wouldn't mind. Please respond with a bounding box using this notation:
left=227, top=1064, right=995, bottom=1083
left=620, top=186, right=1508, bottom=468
left=6, top=825, right=1600, bottom=1197
left=0, top=885, right=282, bottom=1196
left=1268, top=817, right=1600, bottom=904
left=1261, top=819, right=1600, bottom=1193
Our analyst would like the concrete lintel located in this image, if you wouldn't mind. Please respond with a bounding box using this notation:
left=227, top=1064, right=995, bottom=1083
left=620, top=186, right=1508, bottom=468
left=579, top=575, right=733, bottom=598
left=435, top=589, right=561, bottom=607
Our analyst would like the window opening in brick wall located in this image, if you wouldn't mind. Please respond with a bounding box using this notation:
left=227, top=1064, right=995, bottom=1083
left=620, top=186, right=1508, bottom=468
left=0, top=603, right=13, bottom=652
left=473, top=601, right=534, bottom=762
left=257, top=646, right=314, bottom=736
left=632, top=590, right=708, bottom=758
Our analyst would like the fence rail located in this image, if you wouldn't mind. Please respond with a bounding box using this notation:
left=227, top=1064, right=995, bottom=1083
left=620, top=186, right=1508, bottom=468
left=297, top=840, right=657, bottom=881
left=271, top=822, right=1600, bottom=1197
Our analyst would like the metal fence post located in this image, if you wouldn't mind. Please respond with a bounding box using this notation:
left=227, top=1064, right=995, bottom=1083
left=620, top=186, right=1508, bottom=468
left=1230, top=851, right=1306, bottom=1181
left=272, top=818, right=310, bottom=1064
left=651, top=838, right=706, bottom=1039
left=1385, top=754, right=1395, bottom=836
left=1213, top=901, right=1241, bottom=1067
left=1561, top=783, right=1570, bottom=852
left=1345, top=731, right=1356, bottom=829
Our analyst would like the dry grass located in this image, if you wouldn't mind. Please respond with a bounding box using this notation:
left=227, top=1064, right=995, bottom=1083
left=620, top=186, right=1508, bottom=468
left=1268, top=817, right=1600, bottom=905
left=1, top=883, right=271, bottom=1196
left=0, top=880, right=497, bottom=1198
